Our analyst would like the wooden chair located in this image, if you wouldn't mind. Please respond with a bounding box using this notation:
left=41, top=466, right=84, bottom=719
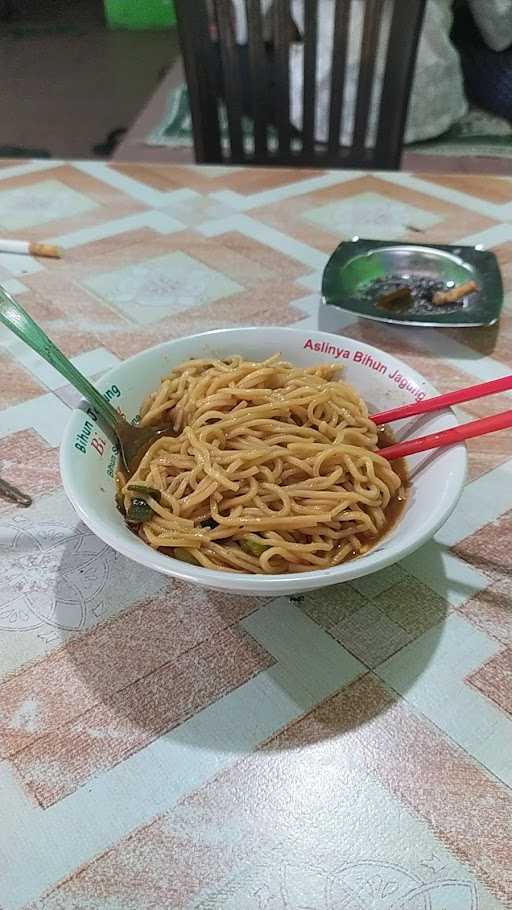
left=175, top=0, right=427, bottom=169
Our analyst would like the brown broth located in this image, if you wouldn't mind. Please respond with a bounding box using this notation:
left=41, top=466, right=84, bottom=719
left=376, top=424, right=408, bottom=531
left=117, top=420, right=409, bottom=571
left=348, top=425, right=409, bottom=561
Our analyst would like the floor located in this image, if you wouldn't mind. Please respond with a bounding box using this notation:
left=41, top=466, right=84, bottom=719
left=0, top=0, right=180, bottom=159
left=114, top=61, right=512, bottom=175
left=0, top=0, right=509, bottom=174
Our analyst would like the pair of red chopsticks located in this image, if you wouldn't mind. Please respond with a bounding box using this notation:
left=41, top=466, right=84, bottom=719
left=371, top=374, right=512, bottom=461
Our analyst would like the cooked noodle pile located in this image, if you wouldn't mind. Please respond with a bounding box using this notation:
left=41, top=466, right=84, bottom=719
left=119, top=355, right=404, bottom=574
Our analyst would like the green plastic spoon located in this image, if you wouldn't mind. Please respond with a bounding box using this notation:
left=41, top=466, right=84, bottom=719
left=0, top=284, right=171, bottom=473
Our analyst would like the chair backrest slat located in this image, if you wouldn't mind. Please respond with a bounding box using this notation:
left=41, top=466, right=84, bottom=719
left=176, top=0, right=426, bottom=169
left=375, top=0, right=426, bottom=168
left=245, top=0, right=268, bottom=157
left=302, top=0, right=318, bottom=160
left=328, top=0, right=351, bottom=158
left=216, top=0, right=245, bottom=160
left=273, top=0, right=291, bottom=158
left=175, top=0, right=222, bottom=162
left=352, top=0, right=385, bottom=154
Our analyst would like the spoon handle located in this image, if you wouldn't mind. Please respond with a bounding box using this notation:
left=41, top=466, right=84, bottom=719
left=0, top=284, right=120, bottom=431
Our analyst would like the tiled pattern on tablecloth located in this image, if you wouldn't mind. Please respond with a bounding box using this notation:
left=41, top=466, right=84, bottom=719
left=0, top=161, right=511, bottom=909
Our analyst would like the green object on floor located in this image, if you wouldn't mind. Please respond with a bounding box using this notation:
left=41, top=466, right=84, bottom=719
left=104, top=0, right=175, bottom=30
left=148, top=85, right=512, bottom=162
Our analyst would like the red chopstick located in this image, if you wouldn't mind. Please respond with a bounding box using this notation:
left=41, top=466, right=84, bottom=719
left=379, top=409, right=512, bottom=461
left=372, top=374, right=512, bottom=425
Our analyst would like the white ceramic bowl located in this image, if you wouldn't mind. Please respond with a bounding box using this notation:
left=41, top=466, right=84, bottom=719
left=60, top=327, right=467, bottom=596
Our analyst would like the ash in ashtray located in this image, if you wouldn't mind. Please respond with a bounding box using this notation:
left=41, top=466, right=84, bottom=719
left=360, top=273, right=473, bottom=316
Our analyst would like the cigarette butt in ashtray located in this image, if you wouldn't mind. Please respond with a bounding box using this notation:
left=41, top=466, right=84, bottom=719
left=0, top=240, right=62, bottom=259
left=432, top=280, right=478, bottom=306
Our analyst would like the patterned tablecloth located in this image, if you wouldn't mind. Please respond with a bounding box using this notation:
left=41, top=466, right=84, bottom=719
left=0, top=160, right=511, bottom=910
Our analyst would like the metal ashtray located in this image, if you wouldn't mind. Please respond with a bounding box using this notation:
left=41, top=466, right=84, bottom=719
left=320, top=238, right=503, bottom=328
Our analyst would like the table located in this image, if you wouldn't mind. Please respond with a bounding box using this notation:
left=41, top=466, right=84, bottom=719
left=0, top=160, right=511, bottom=910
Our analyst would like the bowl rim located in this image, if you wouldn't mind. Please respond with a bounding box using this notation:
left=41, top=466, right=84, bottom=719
left=60, top=327, right=468, bottom=594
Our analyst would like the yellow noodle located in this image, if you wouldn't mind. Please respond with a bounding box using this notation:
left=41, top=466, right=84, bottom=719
left=121, top=355, right=405, bottom=574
